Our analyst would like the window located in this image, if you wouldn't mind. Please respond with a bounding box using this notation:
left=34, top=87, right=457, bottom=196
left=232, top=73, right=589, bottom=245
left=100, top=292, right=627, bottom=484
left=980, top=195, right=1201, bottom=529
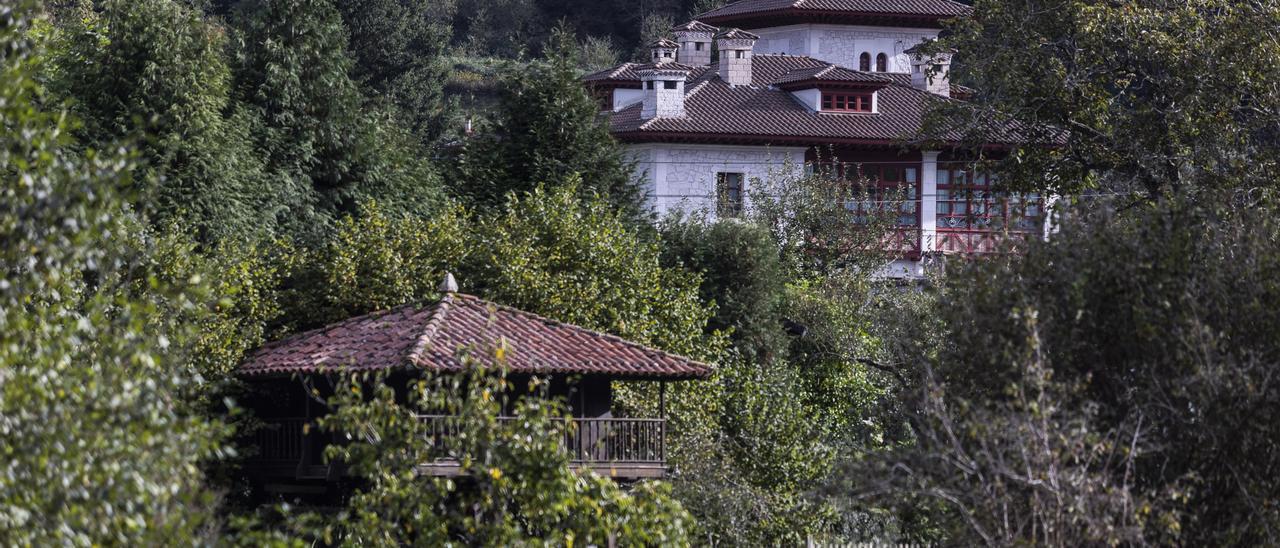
left=663, top=80, right=678, bottom=90
left=875, top=53, right=888, bottom=72
left=735, top=50, right=745, bottom=59
left=716, top=173, right=745, bottom=217
left=664, top=51, right=673, bottom=58
left=645, top=81, right=655, bottom=90
left=859, top=52, right=871, bottom=71
left=936, top=164, right=1043, bottom=233
left=590, top=87, right=613, bottom=111
left=695, top=42, right=704, bottom=51
left=820, top=92, right=873, bottom=113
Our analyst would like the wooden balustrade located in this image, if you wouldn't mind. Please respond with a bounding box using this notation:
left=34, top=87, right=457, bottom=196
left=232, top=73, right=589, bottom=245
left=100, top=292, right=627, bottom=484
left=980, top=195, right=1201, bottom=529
left=248, top=415, right=668, bottom=480
left=416, top=415, right=666, bottom=465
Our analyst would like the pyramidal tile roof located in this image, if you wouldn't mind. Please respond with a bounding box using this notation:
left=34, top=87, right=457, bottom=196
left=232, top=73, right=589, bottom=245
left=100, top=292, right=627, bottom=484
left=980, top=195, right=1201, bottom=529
left=238, top=293, right=713, bottom=379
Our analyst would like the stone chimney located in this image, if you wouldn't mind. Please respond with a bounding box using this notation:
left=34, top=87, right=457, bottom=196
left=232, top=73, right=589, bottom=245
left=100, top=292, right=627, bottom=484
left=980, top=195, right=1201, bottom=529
left=715, top=28, right=758, bottom=86
left=905, top=40, right=955, bottom=96
left=648, top=38, right=679, bottom=65
left=639, top=63, right=692, bottom=119
left=673, top=20, right=716, bottom=67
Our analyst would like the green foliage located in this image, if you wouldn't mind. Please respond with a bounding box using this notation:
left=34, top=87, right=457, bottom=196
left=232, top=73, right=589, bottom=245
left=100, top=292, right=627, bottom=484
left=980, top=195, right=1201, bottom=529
left=290, top=183, right=718, bottom=359
left=660, top=217, right=789, bottom=361
left=335, top=0, right=456, bottom=143
left=50, top=0, right=274, bottom=241
left=232, top=0, right=445, bottom=236
left=465, top=182, right=714, bottom=358
left=860, top=194, right=1280, bottom=545
left=632, top=12, right=674, bottom=61
left=0, top=5, right=226, bottom=542
left=140, top=229, right=294, bottom=380
left=314, top=353, right=694, bottom=545
left=934, top=0, right=1280, bottom=196
left=450, top=26, right=644, bottom=221
left=285, top=201, right=467, bottom=329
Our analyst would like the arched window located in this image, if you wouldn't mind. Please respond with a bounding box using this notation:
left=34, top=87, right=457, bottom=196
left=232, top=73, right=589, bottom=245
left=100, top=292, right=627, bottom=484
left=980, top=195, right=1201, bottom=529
left=875, top=53, right=888, bottom=72
left=859, top=52, right=871, bottom=71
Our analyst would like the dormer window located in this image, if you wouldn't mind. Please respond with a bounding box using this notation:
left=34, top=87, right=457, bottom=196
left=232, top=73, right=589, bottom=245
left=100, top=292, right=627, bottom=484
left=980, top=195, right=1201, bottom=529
left=821, top=92, right=873, bottom=113
left=859, top=52, right=871, bottom=71
left=875, top=53, right=888, bottom=72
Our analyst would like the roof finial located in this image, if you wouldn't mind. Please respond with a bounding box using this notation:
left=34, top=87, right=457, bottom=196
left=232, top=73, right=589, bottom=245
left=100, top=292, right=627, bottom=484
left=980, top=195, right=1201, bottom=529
left=439, top=272, right=458, bottom=293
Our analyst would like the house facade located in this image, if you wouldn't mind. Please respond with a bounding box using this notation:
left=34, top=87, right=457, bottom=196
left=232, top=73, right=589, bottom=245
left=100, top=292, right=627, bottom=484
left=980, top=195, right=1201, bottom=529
left=585, top=0, right=1044, bottom=277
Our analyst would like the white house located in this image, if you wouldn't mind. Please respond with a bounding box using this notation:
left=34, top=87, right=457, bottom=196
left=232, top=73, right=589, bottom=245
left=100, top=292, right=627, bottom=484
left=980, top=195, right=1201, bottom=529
left=585, top=0, right=1045, bottom=277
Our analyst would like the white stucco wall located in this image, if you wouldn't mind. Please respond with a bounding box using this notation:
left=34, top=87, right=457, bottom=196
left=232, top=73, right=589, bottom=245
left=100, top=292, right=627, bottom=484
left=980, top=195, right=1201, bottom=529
left=613, top=88, right=643, bottom=111
left=626, top=144, right=806, bottom=218
left=790, top=88, right=821, bottom=111
left=752, top=24, right=940, bottom=73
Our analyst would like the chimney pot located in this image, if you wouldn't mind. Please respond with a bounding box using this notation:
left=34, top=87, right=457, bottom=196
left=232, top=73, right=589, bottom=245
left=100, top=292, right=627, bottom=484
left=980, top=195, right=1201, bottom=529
left=715, top=28, right=759, bottom=86
left=673, top=20, right=717, bottom=67
left=905, top=40, right=956, bottom=97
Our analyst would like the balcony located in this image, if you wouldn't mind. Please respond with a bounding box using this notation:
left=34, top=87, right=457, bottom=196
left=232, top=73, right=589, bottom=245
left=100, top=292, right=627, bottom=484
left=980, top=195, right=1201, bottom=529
left=248, top=415, right=668, bottom=483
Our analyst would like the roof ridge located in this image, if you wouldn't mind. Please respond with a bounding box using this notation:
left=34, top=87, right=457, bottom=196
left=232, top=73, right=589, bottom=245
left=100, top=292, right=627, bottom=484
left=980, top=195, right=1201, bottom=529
left=249, top=302, right=421, bottom=354
left=447, top=293, right=715, bottom=373
left=407, top=292, right=455, bottom=365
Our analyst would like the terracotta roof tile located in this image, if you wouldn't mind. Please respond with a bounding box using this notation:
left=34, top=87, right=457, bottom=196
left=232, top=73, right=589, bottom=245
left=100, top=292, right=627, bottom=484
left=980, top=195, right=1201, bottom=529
left=773, top=64, right=891, bottom=85
left=699, top=0, right=971, bottom=22
left=584, top=63, right=712, bottom=84
left=606, top=54, right=1030, bottom=145
left=673, top=20, right=718, bottom=33
left=238, top=294, right=713, bottom=379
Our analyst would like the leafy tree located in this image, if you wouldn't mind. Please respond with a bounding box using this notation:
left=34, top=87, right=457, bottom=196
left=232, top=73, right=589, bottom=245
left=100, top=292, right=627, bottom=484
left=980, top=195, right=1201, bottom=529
left=0, top=5, right=227, bottom=542
left=450, top=26, right=644, bottom=221
left=660, top=216, right=790, bottom=361
left=232, top=0, right=444, bottom=236
left=931, top=0, right=1280, bottom=197
left=315, top=353, right=694, bottom=545
left=632, top=12, right=674, bottom=61
left=50, top=0, right=273, bottom=241
left=334, top=0, right=457, bottom=143
left=855, top=193, right=1280, bottom=545
left=463, top=181, right=713, bottom=358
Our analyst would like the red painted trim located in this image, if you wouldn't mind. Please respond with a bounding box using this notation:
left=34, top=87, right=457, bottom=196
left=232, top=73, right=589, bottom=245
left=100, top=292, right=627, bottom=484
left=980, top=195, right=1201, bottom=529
left=777, top=79, right=887, bottom=92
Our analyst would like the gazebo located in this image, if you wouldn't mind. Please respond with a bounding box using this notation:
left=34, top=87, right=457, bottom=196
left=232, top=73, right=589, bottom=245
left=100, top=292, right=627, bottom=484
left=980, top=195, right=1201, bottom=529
left=238, top=275, right=712, bottom=490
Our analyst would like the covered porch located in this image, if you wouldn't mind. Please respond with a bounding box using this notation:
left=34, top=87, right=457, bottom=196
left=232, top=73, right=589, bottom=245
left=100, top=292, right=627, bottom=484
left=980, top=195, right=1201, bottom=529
left=236, top=276, right=711, bottom=490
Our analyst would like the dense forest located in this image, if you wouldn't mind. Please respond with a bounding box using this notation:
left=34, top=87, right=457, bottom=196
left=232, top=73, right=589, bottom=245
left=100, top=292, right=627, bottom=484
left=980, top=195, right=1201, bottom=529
left=3, top=0, right=1279, bottom=545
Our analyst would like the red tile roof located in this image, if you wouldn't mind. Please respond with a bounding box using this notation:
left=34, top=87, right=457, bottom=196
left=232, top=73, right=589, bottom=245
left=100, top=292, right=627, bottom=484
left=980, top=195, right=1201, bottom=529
left=584, top=63, right=711, bottom=84
left=673, top=20, right=718, bottom=33
left=698, top=0, right=971, bottom=27
left=773, top=64, right=892, bottom=87
left=238, top=293, right=713, bottom=380
left=601, top=54, right=1029, bottom=146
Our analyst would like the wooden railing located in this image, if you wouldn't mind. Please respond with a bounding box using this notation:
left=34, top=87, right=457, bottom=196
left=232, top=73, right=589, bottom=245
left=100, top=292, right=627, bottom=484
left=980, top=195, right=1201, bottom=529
left=248, top=416, right=668, bottom=478
left=417, top=415, right=666, bottom=465
left=251, top=417, right=308, bottom=463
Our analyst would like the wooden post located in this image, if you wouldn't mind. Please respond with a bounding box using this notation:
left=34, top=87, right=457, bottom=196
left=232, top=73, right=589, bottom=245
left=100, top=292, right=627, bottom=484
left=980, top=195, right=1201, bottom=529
left=659, top=381, right=666, bottom=418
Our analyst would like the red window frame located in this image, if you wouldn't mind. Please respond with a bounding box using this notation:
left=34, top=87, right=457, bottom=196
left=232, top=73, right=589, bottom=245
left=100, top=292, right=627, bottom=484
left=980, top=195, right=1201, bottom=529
left=820, top=92, right=873, bottom=113
left=837, top=163, right=923, bottom=257
left=936, top=164, right=1044, bottom=237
